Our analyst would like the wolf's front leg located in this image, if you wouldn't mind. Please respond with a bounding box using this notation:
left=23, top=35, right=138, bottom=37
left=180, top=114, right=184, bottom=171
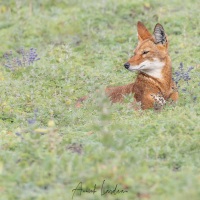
left=105, top=83, right=134, bottom=103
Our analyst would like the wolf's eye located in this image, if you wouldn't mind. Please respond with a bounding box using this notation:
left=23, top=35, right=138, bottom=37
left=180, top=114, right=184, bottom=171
left=143, top=50, right=149, bottom=55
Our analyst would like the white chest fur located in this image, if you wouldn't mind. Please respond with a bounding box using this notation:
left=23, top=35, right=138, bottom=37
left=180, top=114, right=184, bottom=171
left=129, top=59, right=165, bottom=79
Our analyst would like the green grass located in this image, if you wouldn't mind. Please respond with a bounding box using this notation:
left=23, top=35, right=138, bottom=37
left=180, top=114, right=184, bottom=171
left=0, top=0, right=200, bottom=199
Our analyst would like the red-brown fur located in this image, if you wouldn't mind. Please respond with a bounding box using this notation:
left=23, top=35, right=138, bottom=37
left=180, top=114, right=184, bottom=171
left=106, top=22, right=178, bottom=110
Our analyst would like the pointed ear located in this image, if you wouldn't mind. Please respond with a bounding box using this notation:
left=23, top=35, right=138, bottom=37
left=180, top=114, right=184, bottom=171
left=137, top=21, right=152, bottom=41
left=153, top=23, right=167, bottom=44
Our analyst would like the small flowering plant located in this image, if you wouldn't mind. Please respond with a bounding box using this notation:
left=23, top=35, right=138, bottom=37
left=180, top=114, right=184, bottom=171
left=3, top=47, right=40, bottom=71
left=173, top=62, right=199, bottom=102
left=173, top=62, right=194, bottom=88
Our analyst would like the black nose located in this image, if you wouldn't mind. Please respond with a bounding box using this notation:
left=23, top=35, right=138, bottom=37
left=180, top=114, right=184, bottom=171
left=124, top=62, right=130, bottom=69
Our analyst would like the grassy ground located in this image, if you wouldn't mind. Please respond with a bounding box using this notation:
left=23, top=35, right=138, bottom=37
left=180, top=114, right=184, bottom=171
left=0, top=0, right=200, bottom=199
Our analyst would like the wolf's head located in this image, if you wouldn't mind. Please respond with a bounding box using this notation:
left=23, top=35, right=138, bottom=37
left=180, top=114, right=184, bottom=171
left=124, top=22, right=169, bottom=79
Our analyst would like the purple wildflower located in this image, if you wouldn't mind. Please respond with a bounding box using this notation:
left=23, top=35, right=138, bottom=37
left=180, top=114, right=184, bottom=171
left=27, top=109, right=38, bottom=125
left=28, top=48, right=40, bottom=65
left=3, top=47, right=40, bottom=70
left=173, top=63, right=194, bottom=86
